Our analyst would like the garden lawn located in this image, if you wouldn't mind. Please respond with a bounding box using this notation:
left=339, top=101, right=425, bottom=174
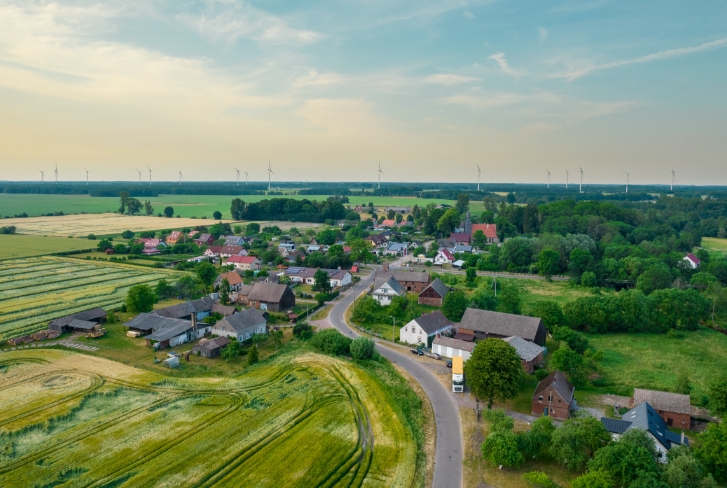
left=586, top=327, right=727, bottom=400
left=0, top=234, right=95, bottom=260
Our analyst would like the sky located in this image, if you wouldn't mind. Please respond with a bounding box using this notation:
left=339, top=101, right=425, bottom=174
left=0, top=0, right=726, bottom=185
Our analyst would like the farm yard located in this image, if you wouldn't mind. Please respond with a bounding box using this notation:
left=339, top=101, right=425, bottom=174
left=0, top=257, right=185, bottom=342
left=0, top=235, right=95, bottom=260
left=0, top=349, right=417, bottom=487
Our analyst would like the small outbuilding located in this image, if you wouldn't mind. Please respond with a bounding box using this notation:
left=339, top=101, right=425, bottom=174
left=503, top=336, right=545, bottom=374
left=431, top=335, right=475, bottom=361
left=417, top=278, right=449, bottom=306
left=193, top=336, right=230, bottom=358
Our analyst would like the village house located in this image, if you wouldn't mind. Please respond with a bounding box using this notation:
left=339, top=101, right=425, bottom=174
left=503, top=336, right=545, bottom=373
left=630, top=389, right=691, bottom=428
left=459, top=308, right=547, bottom=346
left=165, top=231, right=183, bottom=245
left=372, top=277, right=405, bottom=305
left=601, top=402, right=689, bottom=462
left=418, top=278, right=449, bottom=306
left=153, top=297, right=215, bottom=322
left=278, top=243, right=296, bottom=256
left=192, top=336, right=230, bottom=358
left=222, top=235, right=244, bottom=246
left=226, top=255, right=260, bottom=271
left=437, top=237, right=458, bottom=249
left=532, top=370, right=576, bottom=420
left=379, top=219, right=397, bottom=228
left=449, top=233, right=471, bottom=246
left=683, top=253, right=701, bottom=269
left=284, top=250, right=305, bottom=263
left=204, top=246, right=222, bottom=257
left=329, top=269, right=352, bottom=288
left=214, top=271, right=244, bottom=292
left=194, top=233, right=215, bottom=246
left=48, top=307, right=107, bottom=332
left=434, top=248, right=454, bottom=265
left=471, top=223, right=499, bottom=245
left=376, top=270, right=431, bottom=293
left=125, top=313, right=211, bottom=350
left=247, top=282, right=296, bottom=312
left=366, top=234, right=388, bottom=250
left=384, top=242, right=409, bottom=256
left=235, top=284, right=255, bottom=306
left=385, top=206, right=411, bottom=214
left=211, top=308, right=268, bottom=342
left=399, top=310, right=453, bottom=346
left=211, top=303, right=237, bottom=317
left=432, top=335, right=475, bottom=361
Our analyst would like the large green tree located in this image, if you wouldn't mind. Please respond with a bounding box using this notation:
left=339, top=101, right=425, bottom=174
left=219, top=278, right=230, bottom=305
left=442, top=289, right=468, bottom=321
left=695, top=421, right=727, bottom=483
left=312, top=269, right=332, bottom=293
left=195, top=262, right=217, bottom=288
left=465, top=339, right=523, bottom=408
left=586, top=429, right=660, bottom=487
left=537, top=248, right=561, bottom=281
left=126, top=284, right=156, bottom=314
left=437, top=208, right=460, bottom=234
left=549, top=416, right=611, bottom=471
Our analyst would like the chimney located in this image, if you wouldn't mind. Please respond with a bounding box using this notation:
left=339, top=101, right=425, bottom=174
left=383, top=262, right=389, bottom=272
left=192, top=313, right=197, bottom=333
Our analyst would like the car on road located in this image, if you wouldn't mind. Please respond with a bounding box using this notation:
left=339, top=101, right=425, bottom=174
left=410, top=348, right=424, bottom=356
left=446, top=360, right=452, bottom=368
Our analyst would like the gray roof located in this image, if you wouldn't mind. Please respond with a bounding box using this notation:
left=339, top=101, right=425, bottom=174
left=412, top=311, right=452, bottom=335
left=391, top=270, right=430, bottom=283
left=420, top=278, right=449, bottom=298
left=154, top=297, right=215, bottom=319
left=193, top=336, right=230, bottom=352
left=214, top=308, right=267, bottom=333
left=374, top=277, right=406, bottom=295
left=146, top=320, right=194, bottom=342
left=49, top=307, right=106, bottom=328
left=247, top=282, right=290, bottom=303
left=67, top=319, right=98, bottom=330
left=601, top=417, right=633, bottom=435
left=211, top=304, right=237, bottom=316
left=534, top=371, right=574, bottom=404
left=633, top=389, right=691, bottom=415
left=238, top=284, right=255, bottom=297
left=459, top=308, right=543, bottom=342
left=432, top=336, right=475, bottom=352
left=125, top=313, right=190, bottom=332
left=503, top=336, right=544, bottom=362
left=620, top=402, right=689, bottom=449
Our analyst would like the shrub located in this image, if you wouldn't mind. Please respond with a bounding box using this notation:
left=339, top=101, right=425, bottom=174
left=292, top=322, right=313, bottom=338
left=310, top=329, right=352, bottom=356
left=350, top=337, right=376, bottom=360
left=535, top=369, right=549, bottom=381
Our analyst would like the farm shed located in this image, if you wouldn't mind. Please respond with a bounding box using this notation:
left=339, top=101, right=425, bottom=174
left=375, top=270, right=431, bottom=293
left=432, top=335, right=475, bottom=361
left=66, top=319, right=100, bottom=332
left=193, top=336, right=230, bottom=358
left=459, top=308, right=547, bottom=346
left=153, top=297, right=215, bottom=322
left=246, top=282, right=295, bottom=312
left=503, top=336, right=545, bottom=374
left=234, top=284, right=255, bottom=305
left=417, top=278, right=449, bottom=307
left=211, top=308, right=268, bottom=342
left=125, top=313, right=211, bottom=349
left=48, top=307, right=107, bottom=332
left=630, top=389, right=691, bottom=429
left=211, top=304, right=237, bottom=316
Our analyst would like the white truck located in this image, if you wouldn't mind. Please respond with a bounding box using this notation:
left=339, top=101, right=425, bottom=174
left=452, top=356, right=464, bottom=393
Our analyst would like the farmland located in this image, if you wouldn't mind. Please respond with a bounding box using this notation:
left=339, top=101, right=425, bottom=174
left=0, top=235, right=95, bottom=261
left=0, top=349, right=417, bottom=487
left=0, top=257, right=185, bottom=341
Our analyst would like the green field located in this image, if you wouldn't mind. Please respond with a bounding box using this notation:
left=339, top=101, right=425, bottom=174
left=701, top=237, right=727, bottom=259
left=0, top=349, right=417, bottom=487
left=0, top=193, right=456, bottom=219
left=0, top=235, right=95, bottom=260
left=0, top=257, right=185, bottom=341
left=587, top=327, right=727, bottom=400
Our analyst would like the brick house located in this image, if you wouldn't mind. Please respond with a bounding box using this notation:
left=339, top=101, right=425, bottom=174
left=194, top=233, right=215, bottom=246
left=418, top=278, right=449, bottom=306
left=503, top=336, right=544, bottom=374
left=532, top=371, right=575, bottom=420
left=375, top=270, right=431, bottom=293
left=226, top=255, right=260, bottom=271
left=630, top=389, right=691, bottom=429
left=246, top=282, right=295, bottom=312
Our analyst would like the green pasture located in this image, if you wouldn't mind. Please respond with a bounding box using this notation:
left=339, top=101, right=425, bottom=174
left=0, top=234, right=94, bottom=260
left=0, top=193, right=457, bottom=219
left=0, top=349, right=418, bottom=487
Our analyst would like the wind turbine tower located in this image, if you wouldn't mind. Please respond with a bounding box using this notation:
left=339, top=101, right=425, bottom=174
left=83, top=167, right=90, bottom=185
left=477, top=165, right=481, bottom=191
left=146, top=165, right=152, bottom=185
left=234, top=168, right=240, bottom=186
left=267, top=161, right=274, bottom=191
left=136, top=169, right=142, bottom=185
left=579, top=167, right=584, bottom=193
left=671, top=170, right=675, bottom=191
left=178, top=171, right=183, bottom=186
left=245, top=171, right=248, bottom=186
left=377, top=162, right=383, bottom=190
left=547, top=169, right=551, bottom=189
left=624, top=172, right=629, bottom=193
left=39, top=169, right=44, bottom=184
left=566, top=169, right=569, bottom=189
left=54, top=164, right=58, bottom=184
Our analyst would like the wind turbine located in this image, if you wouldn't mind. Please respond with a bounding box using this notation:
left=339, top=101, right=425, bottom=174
left=671, top=170, right=675, bottom=191
left=579, top=167, right=584, bottom=193
left=146, top=165, right=152, bottom=185
left=234, top=168, right=240, bottom=186
left=377, top=162, right=383, bottom=190
left=245, top=171, right=248, bottom=186
left=136, top=169, right=142, bottom=185
left=54, top=164, right=58, bottom=184
left=178, top=170, right=183, bottom=186
left=83, top=166, right=90, bottom=185
left=624, top=172, right=629, bottom=193
left=566, top=169, right=569, bottom=189
left=477, top=165, right=481, bottom=191
left=267, top=161, right=274, bottom=191
left=39, top=169, right=44, bottom=184
left=547, top=169, right=551, bottom=189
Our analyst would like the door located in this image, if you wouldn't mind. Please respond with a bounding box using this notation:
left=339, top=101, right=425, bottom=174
left=543, top=408, right=549, bottom=416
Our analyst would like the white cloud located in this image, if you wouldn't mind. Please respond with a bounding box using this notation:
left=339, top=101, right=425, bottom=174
left=177, top=2, right=323, bottom=45
left=487, top=52, right=521, bottom=78
left=422, top=73, right=480, bottom=85
left=538, top=27, right=548, bottom=42
left=463, top=10, right=475, bottom=19
left=294, top=70, right=346, bottom=88
left=555, top=37, right=727, bottom=80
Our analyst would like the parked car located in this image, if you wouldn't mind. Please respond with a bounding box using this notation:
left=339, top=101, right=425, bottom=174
left=410, top=348, right=424, bottom=356
left=426, top=352, right=441, bottom=360
left=446, top=360, right=452, bottom=368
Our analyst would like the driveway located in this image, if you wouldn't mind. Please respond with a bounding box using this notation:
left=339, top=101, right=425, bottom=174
left=328, top=271, right=463, bottom=488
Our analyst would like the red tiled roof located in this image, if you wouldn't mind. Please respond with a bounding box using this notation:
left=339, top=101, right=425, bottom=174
left=471, top=224, right=497, bottom=239
left=381, top=219, right=396, bottom=227
left=685, top=253, right=701, bottom=265
left=226, top=255, right=258, bottom=264
left=440, top=249, right=454, bottom=259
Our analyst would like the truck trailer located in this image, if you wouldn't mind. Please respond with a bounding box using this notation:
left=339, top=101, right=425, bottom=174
left=452, top=355, right=464, bottom=393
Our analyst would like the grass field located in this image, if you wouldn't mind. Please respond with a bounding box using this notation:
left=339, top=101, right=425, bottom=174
left=0, top=193, right=456, bottom=219
left=587, top=327, right=727, bottom=400
left=0, top=257, right=185, bottom=341
left=0, top=235, right=95, bottom=260
left=0, top=349, right=417, bottom=487
left=701, top=237, right=727, bottom=259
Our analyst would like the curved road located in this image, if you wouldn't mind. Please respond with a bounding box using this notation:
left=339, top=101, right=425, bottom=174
left=328, top=271, right=463, bottom=488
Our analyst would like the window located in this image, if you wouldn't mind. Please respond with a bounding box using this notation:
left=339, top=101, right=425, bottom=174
left=538, top=396, right=543, bottom=401
left=548, top=393, right=552, bottom=402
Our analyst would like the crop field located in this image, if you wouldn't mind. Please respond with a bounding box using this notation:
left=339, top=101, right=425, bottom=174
left=0, top=257, right=185, bottom=341
left=0, top=235, right=95, bottom=261
left=701, top=237, right=727, bottom=257
left=0, top=349, right=417, bottom=487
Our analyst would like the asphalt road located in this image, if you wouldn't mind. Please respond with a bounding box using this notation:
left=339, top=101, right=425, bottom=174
left=328, top=271, right=463, bottom=488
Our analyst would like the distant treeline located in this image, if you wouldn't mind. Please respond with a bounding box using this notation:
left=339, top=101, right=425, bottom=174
left=230, top=197, right=347, bottom=222
left=0, top=183, right=266, bottom=197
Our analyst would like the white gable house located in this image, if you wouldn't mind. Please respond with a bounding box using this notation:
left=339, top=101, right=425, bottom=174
left=372, top=277, right=405, bottom=305
left=399, top=310, right=453, bottom=346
